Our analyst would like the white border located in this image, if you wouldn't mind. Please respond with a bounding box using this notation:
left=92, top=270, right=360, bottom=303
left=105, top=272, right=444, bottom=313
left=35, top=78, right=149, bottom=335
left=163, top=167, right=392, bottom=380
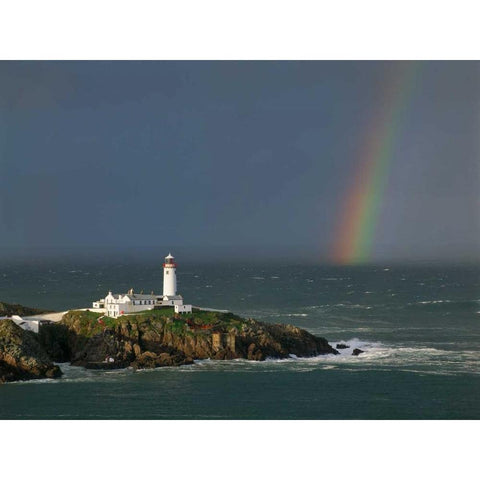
left=0, top=421, right=477, bottom=479
left=0, top=0, right=479, bottom=59
left=0, top=2, right=478, bottom=478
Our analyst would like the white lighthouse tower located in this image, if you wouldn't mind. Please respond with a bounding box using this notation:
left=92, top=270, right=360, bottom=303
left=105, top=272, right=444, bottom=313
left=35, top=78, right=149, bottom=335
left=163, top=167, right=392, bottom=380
left=161, top=252, right=191, bottom=312
left=163, top=253, right=177, bottom=297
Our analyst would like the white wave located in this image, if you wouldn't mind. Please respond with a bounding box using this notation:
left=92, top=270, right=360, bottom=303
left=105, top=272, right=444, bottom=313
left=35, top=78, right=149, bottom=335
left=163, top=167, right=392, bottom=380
left=413, top=299, right=452, bottom=305
left=320, top=277, right=349, bottom=281
left=319, top=340, right=480, bottom=375
left=9, top=341, right=480, bottom=383
left=299, top=303, right=374, bottom=310
left=333, top=303, right=373, bottom=310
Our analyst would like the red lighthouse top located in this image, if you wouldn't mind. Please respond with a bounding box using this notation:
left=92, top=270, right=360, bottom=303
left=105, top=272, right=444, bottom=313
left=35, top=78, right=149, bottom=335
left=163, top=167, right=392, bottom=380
left=163, top=253, right=177, bottom=267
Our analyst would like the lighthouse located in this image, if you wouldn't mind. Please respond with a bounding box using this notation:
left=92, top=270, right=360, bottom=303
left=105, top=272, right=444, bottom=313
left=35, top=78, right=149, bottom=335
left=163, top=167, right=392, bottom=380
left=161, top=252, right=191, bottom=312
left=91, top=251, right=192, bottom=317
left=163, top=253, right=177, bottom=297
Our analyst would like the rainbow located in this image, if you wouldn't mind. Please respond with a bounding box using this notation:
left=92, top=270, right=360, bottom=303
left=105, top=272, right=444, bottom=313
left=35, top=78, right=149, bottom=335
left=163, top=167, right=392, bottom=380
left=332, top=63, right=419, bottom=265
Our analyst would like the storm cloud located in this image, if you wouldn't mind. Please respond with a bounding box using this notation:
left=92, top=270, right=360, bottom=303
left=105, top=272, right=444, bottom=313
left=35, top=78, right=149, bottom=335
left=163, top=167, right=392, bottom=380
left=0, top=61, right=478, bottom=263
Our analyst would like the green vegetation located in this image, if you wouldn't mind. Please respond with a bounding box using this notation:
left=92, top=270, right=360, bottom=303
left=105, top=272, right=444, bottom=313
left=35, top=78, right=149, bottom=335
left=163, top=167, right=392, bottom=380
left=127, top=307, right=175, bottom=318
left=167, top=319, right=187, bottom=335
left=64, top=310, right=107, bottom=337
left=61, top=307, right=248, bottom=339
left=193, top=310, right=246, bottom=331
left=118, top=307, right=244, bottom=328
left=0, top=301, right=52, bottom=317
left=70, top=310, right=103, bottom=321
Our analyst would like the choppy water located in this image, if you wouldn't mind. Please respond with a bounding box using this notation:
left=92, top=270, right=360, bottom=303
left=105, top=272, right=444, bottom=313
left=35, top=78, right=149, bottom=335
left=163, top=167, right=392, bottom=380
left=1, top=259, right=479, bottom=419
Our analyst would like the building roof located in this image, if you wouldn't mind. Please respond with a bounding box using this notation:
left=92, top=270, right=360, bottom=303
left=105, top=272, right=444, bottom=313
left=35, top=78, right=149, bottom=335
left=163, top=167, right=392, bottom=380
left=107, top=293, right=157, bottom=301
left=124, top=294, right=158, bottom=300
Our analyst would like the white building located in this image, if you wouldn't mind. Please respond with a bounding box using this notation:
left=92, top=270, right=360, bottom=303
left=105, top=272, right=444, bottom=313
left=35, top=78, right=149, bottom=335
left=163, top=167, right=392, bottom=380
left=175, top=304, right=192, bottom=314
left=0, top=315, right=45, bottom=333
left=93, top=253, right=192, bottom=317
left=104, top=290, right=160, bottom=318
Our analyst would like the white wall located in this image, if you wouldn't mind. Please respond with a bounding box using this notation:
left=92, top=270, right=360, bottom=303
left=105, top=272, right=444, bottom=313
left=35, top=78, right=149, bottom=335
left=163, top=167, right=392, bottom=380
left=175, top=304, right=192, bottom=314
left=106, top=301, right=156, bottom=318
left=163, top=266, right=177, bottom=296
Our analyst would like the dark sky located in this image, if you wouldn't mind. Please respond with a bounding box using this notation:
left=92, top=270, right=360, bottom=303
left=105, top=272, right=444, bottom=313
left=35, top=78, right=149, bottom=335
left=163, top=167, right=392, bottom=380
left=0, top=61, right=478, bottom=263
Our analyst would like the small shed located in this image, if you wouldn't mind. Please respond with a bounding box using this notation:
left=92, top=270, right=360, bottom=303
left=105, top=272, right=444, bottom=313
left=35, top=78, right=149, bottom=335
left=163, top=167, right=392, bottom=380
left=174, top=304, right=192, bottom=314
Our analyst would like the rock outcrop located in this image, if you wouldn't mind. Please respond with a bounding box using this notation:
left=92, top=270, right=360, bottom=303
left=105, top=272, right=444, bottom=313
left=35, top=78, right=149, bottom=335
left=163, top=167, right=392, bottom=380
left=1, top=302, right=338, bottom=380
left=352, top=348, right=364, bottom=356
left=336, top=343, right=350, bottom=349
left=39, top=309, right=338, bottom=369
left=0, top=301, right=52, bottom=317
left=0, top=319, right=62, bottom=383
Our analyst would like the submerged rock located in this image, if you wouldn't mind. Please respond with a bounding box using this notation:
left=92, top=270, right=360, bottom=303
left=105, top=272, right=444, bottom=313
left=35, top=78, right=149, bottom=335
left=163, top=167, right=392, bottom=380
left=352, top=348, right=365, bottom=356
left=336, top=343, right=350, bottom=349
left=0, top=319, right=62, bottom=383
left=132, top=351, right=193, bottom=369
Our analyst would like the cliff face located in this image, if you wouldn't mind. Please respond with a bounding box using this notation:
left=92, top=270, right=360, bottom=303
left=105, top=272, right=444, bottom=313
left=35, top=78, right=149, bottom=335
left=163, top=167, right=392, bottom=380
left=0, top=320, right=62, bottom=383
left=39, top=309, right=337, bottom=369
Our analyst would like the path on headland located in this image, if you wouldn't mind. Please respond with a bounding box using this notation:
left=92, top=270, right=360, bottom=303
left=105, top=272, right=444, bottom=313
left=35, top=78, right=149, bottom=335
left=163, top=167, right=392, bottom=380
left=24, top=308, right=104, bottom=323
left=24, top=312, right=67, bottom=322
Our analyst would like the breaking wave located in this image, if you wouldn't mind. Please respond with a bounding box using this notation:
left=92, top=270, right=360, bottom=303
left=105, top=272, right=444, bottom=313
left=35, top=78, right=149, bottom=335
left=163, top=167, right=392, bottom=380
left=11, top=338, right=480, bottom=385
left=189, top=338, right=480, bottom=377
left=305, top=303, right=374, bottom=310
left=413, top=299, right=452, bottom=305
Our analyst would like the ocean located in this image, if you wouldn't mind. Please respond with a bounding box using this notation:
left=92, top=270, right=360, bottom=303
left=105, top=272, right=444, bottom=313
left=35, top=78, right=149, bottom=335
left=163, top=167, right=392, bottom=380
left=1, top=259, right=479, bottom=419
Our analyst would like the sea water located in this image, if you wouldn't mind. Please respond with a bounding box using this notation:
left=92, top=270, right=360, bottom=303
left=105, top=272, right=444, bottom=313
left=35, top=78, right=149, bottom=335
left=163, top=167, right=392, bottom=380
left=1, top=259, right=479, bottom=419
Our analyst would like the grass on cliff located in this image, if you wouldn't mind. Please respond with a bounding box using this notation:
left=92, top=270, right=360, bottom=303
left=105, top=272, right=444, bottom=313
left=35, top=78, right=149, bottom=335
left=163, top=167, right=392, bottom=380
left=138, top=308, right=246, bottom=330
left=0, top=301, right=53, bottom=317
left=63, top=307, right=248, bottom=337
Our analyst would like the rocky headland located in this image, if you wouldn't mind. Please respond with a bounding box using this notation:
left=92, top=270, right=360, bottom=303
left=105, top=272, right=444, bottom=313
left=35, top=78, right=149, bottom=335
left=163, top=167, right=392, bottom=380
left=1, top=303, right=338, bottom=383
left=0, top=319, right=62, bottom=383
left=0, top=301, right=52, bottom=317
